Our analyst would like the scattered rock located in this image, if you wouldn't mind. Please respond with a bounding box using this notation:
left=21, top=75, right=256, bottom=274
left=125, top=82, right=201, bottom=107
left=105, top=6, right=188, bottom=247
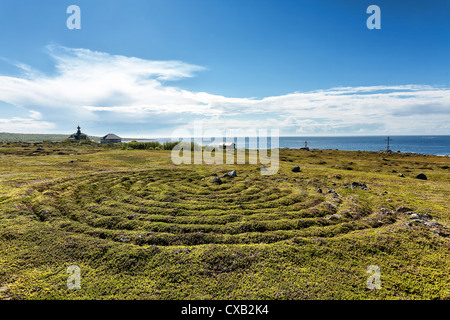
left=336, top=165, right=353, bottom=170
left=227, top=170, right=237, bottom=177
left=211, top=173, right=217, bottom=176
left=326, top=213, right=342, bottom=220
left=391, top=169, right=397, bottom=173
left=291, top=166, right=301, bottom=172
left=415, top=173, right=427, bottom=180
left=378, top=208, right=393, bottom=215
left=326, top=189, right=340, bottom=198
left=398, top=173, right=405, bottom=177
left=397, top=206, right=413, bottom=213
left=173, top=248, right=191, bottom=254
left=424, top=214, right=433, bottom=219
left=349, top=182, right=368, bottom=190
left=119, top=237, right=129, bottom=243
left=424, top=221, right=441, bottom=228
left=316, top=188, right=322, bottom=194
left=434, top=230, right=448, bottom=237
left=212, top=176, right=222, bottom=184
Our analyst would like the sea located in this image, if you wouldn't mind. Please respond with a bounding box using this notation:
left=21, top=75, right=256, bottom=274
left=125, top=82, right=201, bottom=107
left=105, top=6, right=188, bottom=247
left=125, top=135, right=450, bottom=157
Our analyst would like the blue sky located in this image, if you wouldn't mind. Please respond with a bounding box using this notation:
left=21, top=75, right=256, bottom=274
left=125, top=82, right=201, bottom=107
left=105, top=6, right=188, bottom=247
left=0, top=0, right=449, bottom=137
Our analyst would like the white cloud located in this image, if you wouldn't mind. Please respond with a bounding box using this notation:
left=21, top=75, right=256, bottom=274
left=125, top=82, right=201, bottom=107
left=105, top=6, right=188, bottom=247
left=29, top=110, right=42, bottom=120
left=0, top=117, right=55, bottom=133
left=0, top=45, right=449, bottom=135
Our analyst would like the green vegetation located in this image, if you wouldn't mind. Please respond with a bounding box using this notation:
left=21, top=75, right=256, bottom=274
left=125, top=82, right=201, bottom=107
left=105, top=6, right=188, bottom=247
left=0, top=132, right=101, bottom=143
left=0, top=142, right=449, bottom=299
left=122, top=140, right=181, bottom=151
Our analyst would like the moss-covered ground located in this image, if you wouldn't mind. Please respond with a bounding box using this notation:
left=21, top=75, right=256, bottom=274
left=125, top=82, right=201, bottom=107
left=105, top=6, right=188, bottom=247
left=0, top=142, right=449, bottom=299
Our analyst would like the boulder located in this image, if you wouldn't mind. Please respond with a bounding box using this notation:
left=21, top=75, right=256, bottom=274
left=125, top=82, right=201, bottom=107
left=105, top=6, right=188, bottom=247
left=291, top=166, right=301, bottom=172
left=227, top=170, right=237, bottom=177
left=398, top=173, right=405, bottom=177
left=416, top=173, right=427, bottom=180
left=212, top=176, right=222, bottom=184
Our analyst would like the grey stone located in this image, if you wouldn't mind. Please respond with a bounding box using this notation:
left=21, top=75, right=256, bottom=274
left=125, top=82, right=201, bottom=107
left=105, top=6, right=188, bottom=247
left=291, top=166, right=301, bottom=172
left=424, top=221, right=441, bottom=228
left=397, top=206, right=413, bottom=213
left=350, top=182, right=368, bottom=190
left=416, top=173, right=427, bottom=180
left=212, top=176, right=222, bottom=184
left=227, top=170, right=237, bottom=177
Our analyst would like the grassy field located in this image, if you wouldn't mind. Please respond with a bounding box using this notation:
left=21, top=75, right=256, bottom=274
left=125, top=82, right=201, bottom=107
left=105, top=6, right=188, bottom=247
left=0, top=141, right=449, bottom=299
left=0, top=132, right=101, bottom=143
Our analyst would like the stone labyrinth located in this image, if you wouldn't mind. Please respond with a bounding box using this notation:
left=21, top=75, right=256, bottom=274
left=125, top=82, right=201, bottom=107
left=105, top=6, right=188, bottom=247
left=28, top=168, right=397, bottom=246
